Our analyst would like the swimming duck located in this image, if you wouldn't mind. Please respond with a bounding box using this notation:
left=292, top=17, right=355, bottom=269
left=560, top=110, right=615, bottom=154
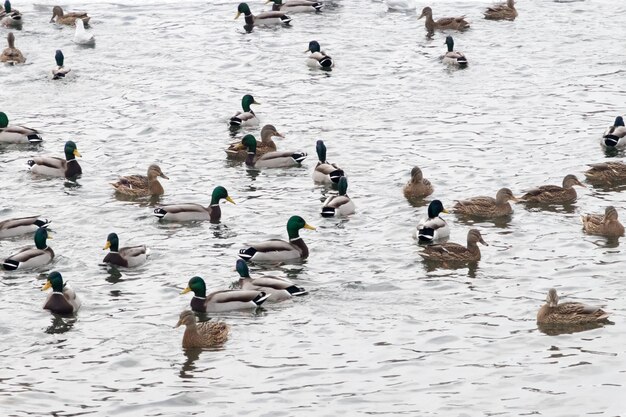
left=225, top=124, right=284, bottom=160
left=601, top=116, right=625, bottom=149
left=2, top=227, right=54, bottom=270
left=242, top=134, right=307, bottom=168
left=521, top=174, right=585, bottom=205
left=0, top=216, right=50, bottom=239
left=153, top=186, right=235, bottom=222
left=235, top=2, right=291, bottom=33
left=305, top=41, right=334, bottom=69
left=313, top=140, right=344, bottom=184
left=111, top=164, right=169, bottom=197
left=403, top=166, right=433, bottom=201
left=453, top=188, right=521, bottom=218
left=268, top=0, right=323, bottom=13
left=415, top=199, right=449, bottom=242
left=27, top=140, right=82, bottom=179
left=235, top=259, right=307, bottom=302
left=537, top=288, right=609, bottom=325
left=239, top=215, right=316, bottom=262
left=176, top=310, right=229, bottom=349
left=41, top=271, right=81, bottom=315
left=50, top=5, right=90, bottom=26
left=418, top=7, right=469, bottom=36
left=1, top=32, right=25, bottom=65
left=581, top=206, right=624, bottom=237
left=0, top=1, right=22, bottom=28
left=102, top=232, right=149, bottom=267
left=229, top=94, right=259, bottom=127
left=0, top=112, right=43, bottom=144
left=419, top=228, right=487, bottom=262
left=321, top=176, right=355, bottom=217
left=441, top=36, right=467, bottom=67
left=484, top=0, right=517, bottom=21
left=73, top=18, right=95, bottom=45
left=181, top=276, right=271, bottom=312
left=52, top=50, right=71, bottom=80
left=584, top=162, right=626, bottom=185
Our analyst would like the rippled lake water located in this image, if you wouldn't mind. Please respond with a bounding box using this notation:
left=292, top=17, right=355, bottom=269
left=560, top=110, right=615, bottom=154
left=2, top=0, right=626, bottom=415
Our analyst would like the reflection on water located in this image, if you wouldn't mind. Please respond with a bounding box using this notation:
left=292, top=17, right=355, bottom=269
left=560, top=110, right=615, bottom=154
left=45, top=315, right=77, bottom=334
left=538, top=321, right=611, bottom=337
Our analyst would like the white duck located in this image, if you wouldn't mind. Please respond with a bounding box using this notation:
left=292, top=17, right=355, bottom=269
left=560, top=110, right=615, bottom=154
left=73, top=19, right=95, bottom=46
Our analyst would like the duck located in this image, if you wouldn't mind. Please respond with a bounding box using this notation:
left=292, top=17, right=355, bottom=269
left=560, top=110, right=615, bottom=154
left=2, top=227, right=54, bottom=270
left=415, top=200, right=449, bottom=243
left=537, top=288, right=609, bottom=325
left=453, top=188, right=521, bottom=218
left=102, top=232, right=149, bottom=267
left=419, top=228, right=487, bottom=262
left=584, top=161, right=626, bottom=185
left=52, top=50, right=71, bottom=80
left=1, top=32, right=25, bottom=65
left=403, top=166, right=434, bottom=201
left=50, top=5, right=90, bottom=26
left=175, top=310, right=229, bottom=349
left=235, top=259, right=307, bottom=302
left=601, top=116, right=626, bottom=149
left=581, top=206, right=624, bottom=237
left=268, top=0, right=323, bottom=13
left=111, top=164, right=169, bottom=197
left=305, top=41, right=334, bottom=69
left=521, top=174, right=585, bottom=205
left=321, top=176, right=355, bottom=217
left=313, top=140, right=344, bottom=184
left=235, top=2, right=291, bottom=33
left=229, top=94, right=259, bottom=127
left=0, top=216, right=50, bottom=239
left=27, top=140, right=82, bottom=179
left=418, top=6, right=469, bottom=36
left=0, top=1, right=22, bottom=28
left=441, top=36, right=467, bottom=67
left=73, top=18, right=95, bottom=46
left=239, top=215, right=316, bottom=262
left=41, top=271, right=81, bottom=315
left=153, top=186, right=235, bottom=222
left=0, top=112, right=43, bottom=144
left=484, top=0, right=517, bottom=21
left=225, top=124, right=284, bottom=160
left=242, top=134, right=307, bottom=168
left=181, top=276, right=271, bottom=312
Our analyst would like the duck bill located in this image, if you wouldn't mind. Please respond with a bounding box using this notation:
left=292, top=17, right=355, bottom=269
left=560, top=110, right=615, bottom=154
left=160, top=173, right=169, bottom=180
left=441, top=209, right=449, bottom=214
left=103, top=241, right=111, bottom=250
left=180, top=286, right=191, bottom=295
left=235, top=11, right=241, bottom=19
left=304, top=49, right=311, bottom=53
left=480, top=238, right=489, bottom=246
left=252, top=100, right=260, bottom=105
left=418, top=12, right=425, bottom=19
left=512, top=196, right=525, bottom=203
left=47, top=234, right=53, bottom=240
left=41, top=281, right=52, bottom=291
left=226, top=196, right=236, bottom=205
left=275, top=132, right=285, bottom=138
left=73, top=149, right=82, bottom=157
left=304, top=223, right=316, bottom=231
left=175, top=320, right=183, bottom=328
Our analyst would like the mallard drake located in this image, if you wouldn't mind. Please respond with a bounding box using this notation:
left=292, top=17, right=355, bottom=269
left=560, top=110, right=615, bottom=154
left=73, top=18, right=95, bottom=46
left=441, top=36, right=467, bottom=67
left=153, top=186, right=235, bottom=222
left=239, top=215, right=316, bottom=262
left=537, top=288, right=609, bottom=325
left=581, top=206, right=624, bottom=237
left=235, top=2, right=291, bottom=33
left=0, top=1, right=22, bottom=28
left=41, top=271, right=81, bottom=315
left=242, top=134, right=307, bottom=168
left=484, top=0, right=517, bottom=21
left=236, top=259, right=307, bottom=302
left=181, top=276, right=271, bottom=312
left=521, top=174, right=585, bottom=204
left=418, top=6, right=469, bottom=36
left=52, top=50, right=71, bottom=80
left=305, top=41, right=334, bottom=69
left=102, top=232, right=149, bottom=267
left=313, top=140, right=344, bottom=184
left=50, top=5, right=90, bottom=26
left=176, top=310, right=229, bottom=349
left=111, top=164, right=169, bottom=197
left=403, top=166, right=433, bottom=201
left=584, top=162, right=626, bottom=185
left=0, top=112, right=43, bottom=144
left=1, top=32, right=25, bottom=65
left=415, top=199, right=449, bottom=242
left=420, top=228, right=487, bottom=262
left=225, top=124, right=283, bottom=160
left=27, top=140, right=82, bottom=179
left=601, top=116, right=625, bottom=149
left=2, top=227, right=54, bottom=270
left=229, top=94, right=259, bottom=127
left=0, top=216, right=50, bottom=239
left=321, top=176, right=355, bottom=217
left=453, top=188, right=521, bottom=218
left=268, top=0, right=323, bottom=13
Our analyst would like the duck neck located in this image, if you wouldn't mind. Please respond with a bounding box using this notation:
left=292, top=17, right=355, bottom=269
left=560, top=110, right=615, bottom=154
left=291, top=237, right=309, bottom=258
left=148, top=176, right=164, bottom=194
left=245, top=151, right=256, bottom=166
left=467, top=240, right=480, bottom=254
left=507, top=0, right=515, bottom=8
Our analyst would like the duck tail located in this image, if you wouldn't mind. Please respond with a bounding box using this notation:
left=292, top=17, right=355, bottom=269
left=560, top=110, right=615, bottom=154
left=286, top=285, right=308, bottom=296
left=253, top=291, right=271, bottom=306
left=34, top=219, right=51, bottom=228
left=457, top=56, right=468, bottom=66
left=153, top=208, right=167, bottom=219
left=329, top=169, right=344, bottom=183
left=2, top=259, right=19, bottom=271
left=27, top=160, right=36, bottom=167
left=319, top=57, right=333, bottom=68
left=229, top=117, right=242, bottom=127
left=321, top=206, right=336, bottom=218
left=418, top=227, right=435, bottom=242
left=314, top=3, right=323, bottom=11
left=292, top=152, right=307, bottom=164
left=604, top=135, right=619, bottom=147
left=27, top=133, right=43, bottom=143
left=280, top=15, right=292, bottom=25
left=238, top=247, right=257, bottom=261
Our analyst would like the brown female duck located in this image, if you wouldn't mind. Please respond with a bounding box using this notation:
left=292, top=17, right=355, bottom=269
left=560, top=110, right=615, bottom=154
left=111, top=164, right=169, bottom=197
left=453, top=188, right=521, bottom=218
left=584, top=162, right=626, bottom=185
left=50, top=6, right=90, bottom=26
left=521, top=174, right=585, bottom=204
left=418, top=7, right=469, bottom=36
left=175, top=310, right=229, bottom=349
left=1, top=32, right=25, bottom=64
left=537, top=288, right=609, bottom=325
left=403, top=166, right=433, bottom=201
left=484, top=0, right=517, bottom=21
left=225, top=124, right=284, bottom=160
left=420, top=229, right=487, bottom=262
left=581, top=206, right=624, bottom=237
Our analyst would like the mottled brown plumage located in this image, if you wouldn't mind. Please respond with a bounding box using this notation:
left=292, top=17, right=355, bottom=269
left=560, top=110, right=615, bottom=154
left=484, top=0, right=517, bottom=21
left=50, top=6, right=90, bottom=26
left=176, top=310, right=229, bottom=349
left=225, top=124, right=283, bottom=160
left=403, top=166, right=433, bottom=202
left=521, top=174, right=585, bottom=204
left=537, top=288, right=609, bottom=325
left=420, top=229, right=488, bottom=262
left=453, top=188, right=520, bottom=218
left=581, top=206, right=624, bottom=237
left=111, top=164, right=169, bottom=197
left=418, top=7, right=469, bottom=36
left=585, top=162, right=626, bottom=185
left=1, top=32, right=25, bottom=64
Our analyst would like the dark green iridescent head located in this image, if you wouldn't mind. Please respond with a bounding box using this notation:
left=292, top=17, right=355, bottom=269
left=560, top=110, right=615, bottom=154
left=308, top=41, right=321, bottom=53
left=236, top=259, right=250, bottom=278
left=185, top=276, right=207, bottom=297
left=427, top=200, right=448, bottom=218
left=241, top=94, right=258, bottom=112
left=237, top=3, right=251, bottom=15
left=47, top=271, right=65, bottom=292
left=210, top=186, right=235, bottom=205
left=0, top=112, right=8, bottom=128
left=55, top=50, right=64, bottom=67
left=615, top=116, right=625, bottom=127
left=316, top=140, right=327, bottom=162
left=4, top=1, right=12, bottom=13
left=34, top=227, right=50, bottom=249
left=241, top=134, right=257, bottom=153
left=105, top=232, right=119, bottom=252
left=64, top=141, right=80, bottom=159
left=286, top=215, right=316, bottom=239
left=445, top=36, right=454, bottom=53
left=338, top=176, right=348, bottom=195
